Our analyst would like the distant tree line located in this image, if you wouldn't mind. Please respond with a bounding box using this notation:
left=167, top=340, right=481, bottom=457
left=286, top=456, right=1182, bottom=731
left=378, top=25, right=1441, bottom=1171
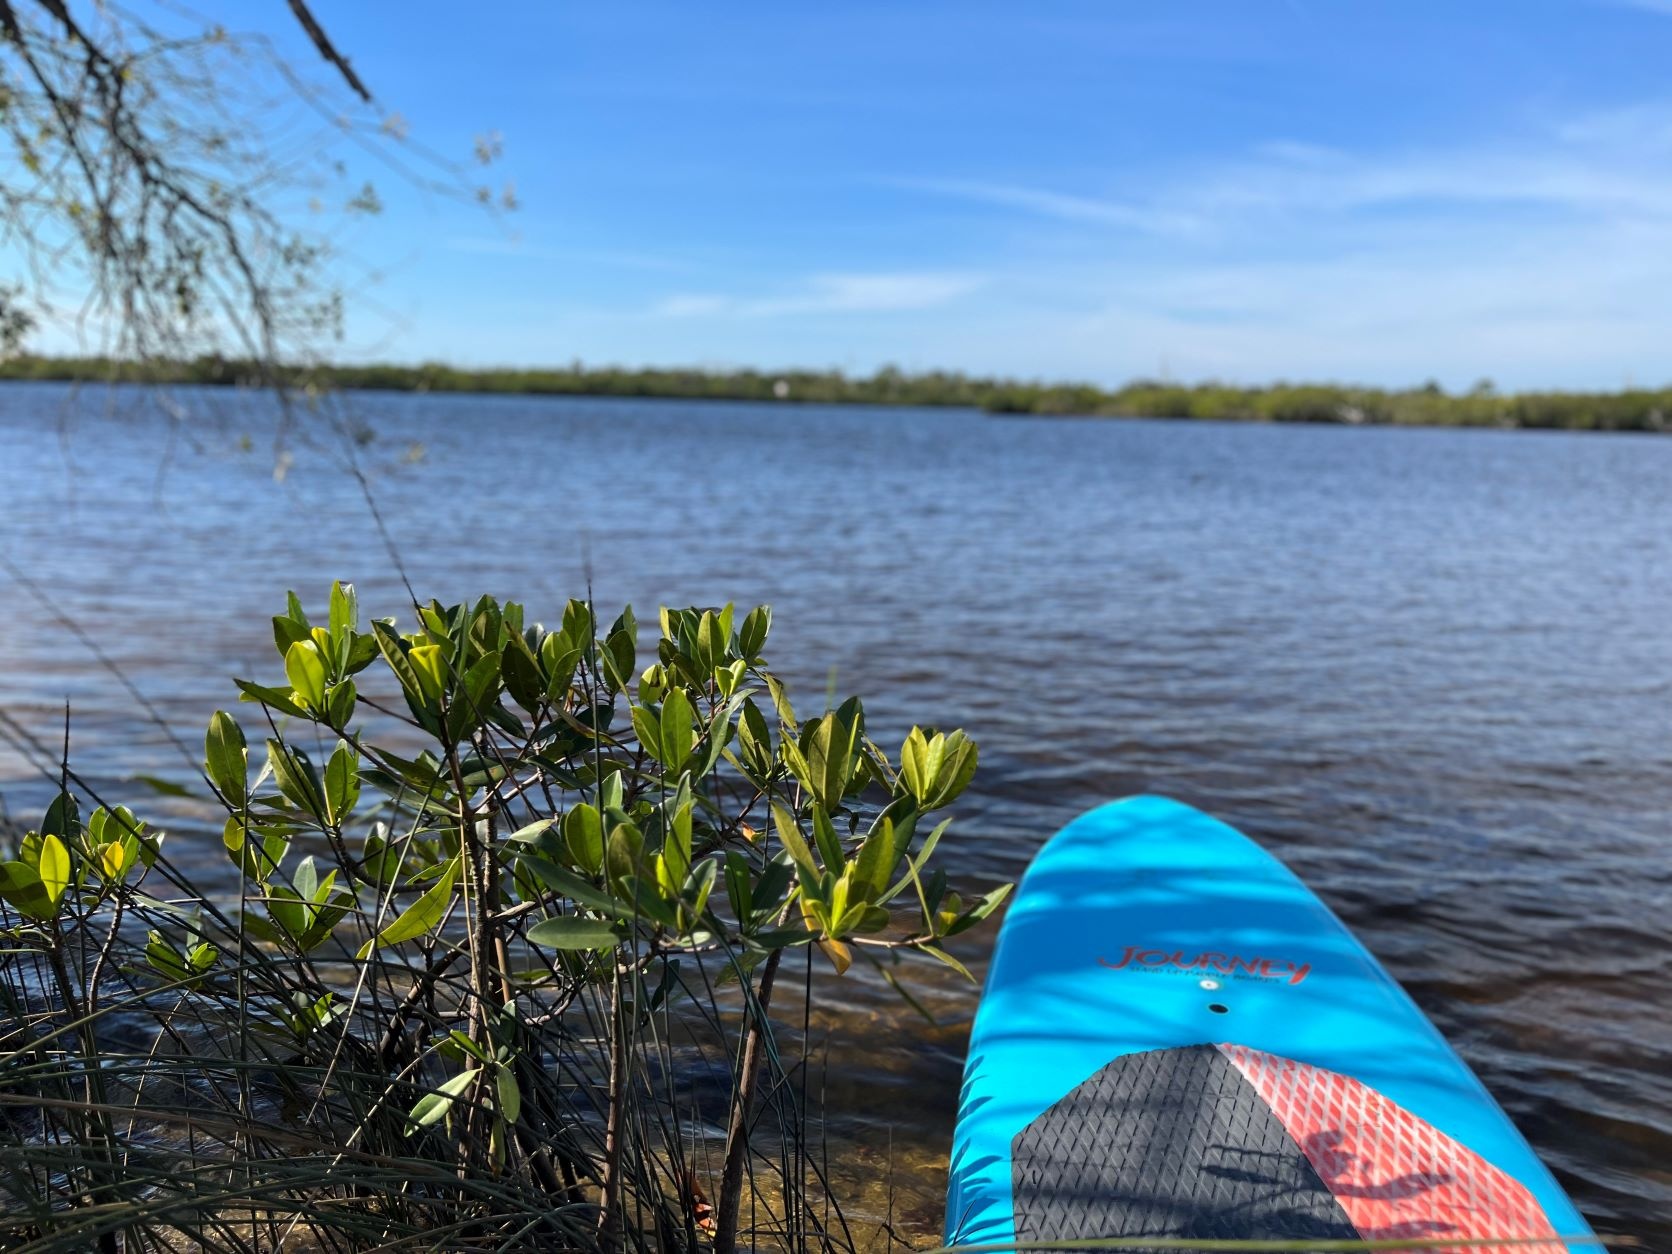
left=3, top=354, right=1669, bottom=432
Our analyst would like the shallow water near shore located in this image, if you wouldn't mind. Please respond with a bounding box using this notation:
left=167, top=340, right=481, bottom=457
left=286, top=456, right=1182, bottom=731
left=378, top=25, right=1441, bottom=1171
left=1, top=382, right=1668, bottom=1247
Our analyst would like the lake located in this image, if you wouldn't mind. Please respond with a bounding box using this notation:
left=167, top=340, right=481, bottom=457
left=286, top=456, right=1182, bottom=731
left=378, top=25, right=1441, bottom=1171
left=1, top=382, right=1667, bottom=1245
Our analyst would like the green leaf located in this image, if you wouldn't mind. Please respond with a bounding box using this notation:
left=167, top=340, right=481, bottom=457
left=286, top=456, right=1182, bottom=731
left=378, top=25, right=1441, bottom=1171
left=850, top=814, right=894, bottom=900
left=770, top=802, right=820, bottom=881
left=238, top=911, right=281, bottom=945
left=299, top=889, right=353, bottom=952
left=450, top=650, right=502, bottom=734
left=700, top=697, right=747, bottom=789
left=880, top=816, right=950, bottom=905
left=714, top=658, right=747, bottom=698
left=764, top=673, right=796, bottom=727
left=147, top=930, right=193, bottom=981
left=323, top=742, right=360, bottom=827
left=737, top=605, right=771, bottom=662
left=753, top=856, right=795, bottom=918
left=540, top=637, right=583, bottom=700
left=930, top=730, right=978, bottom=808
left=736, top=699, right=773, bottom=777
left=234, top=678, right=309, bottom=720
left=656, top=687, right=694, bottom=772
left=750, top=926, right=814, bottom=951
left=629, top=703, right=662, bottom=764
left=204, top=711, right=248, bottom=805
left=41, top=791, right=78, bottom=840
left=599, top=771, right=624, bottom=813
left=637, top=663, right=666, bottom=703
left=37, top=834, right=69, bottom=909
left=408, top=643, right=448, bottom=705
left=505, top=818, right=555, bottom=844
left=778, top=733, right=812, bottom=791
left=344, top=633, right=379, bottom=675
left=559, top=599, right=593, bottom=648
left=898, top=727, right=932, bottom=803
left=516, top=854, right=628, bottom=917
left=899, top=727, right=978, bottom=809
left=724, top=850, right=753, bottom=924
left=325, top=680, right=357, bottom=728
left=943, top=882, right=1014, bottom=937
left=685, top=852, right=718, bottom=922
left=605, top=821, right=643, bottom=890
left=372, top=620, right=436, bottom=726
left=265, top=886, right=307, bottom=941
left=664, top=795, right=693, bottom=886
left=924, top=868, right=948, bottom=918
left=810, top=805, right=844, bottom=873
left=285, top=590, right=309, bottom=627
left=601, top=608, right=636, bottom=693
left=293, top=855, right=319, bottom=905
left=496, top=1066, right=522, bottom=1125
left=328, top=581, right=358, bottom=638
left=562, top=803, right=605, bottom=874
left=696, top=610, right=727, bottom=674
left=827, top=868, right=852, bottom=929
left=802, top=706, right=862, bottom=812
left=285, top=641, right=328, bottom=711
left=526, top=914, right=622, bottom=950
left=0, top=862, right=54, bottom=920
left=501, top=636, right=546, bottom=711
left=268, top=741, right=326, bottom=822
left=919, top=942, right=975, bottom=982
left=417, top=602, right=452, bottom=643
left=223, top=816, right=250, bottom=875
left=272, top=612, right=311, bottom=657
left=405, top=1067, right=481, bottom=1135
left=357, top=861, right=458, bottom=958
left=310, top=626, right=338, bottom=672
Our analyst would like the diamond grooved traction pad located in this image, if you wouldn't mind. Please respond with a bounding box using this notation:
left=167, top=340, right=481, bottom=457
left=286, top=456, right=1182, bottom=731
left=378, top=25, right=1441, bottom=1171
left=1010, top=1043, right=1558, bottom=1253
left=1010, top=1043, right=1357, bottom=1249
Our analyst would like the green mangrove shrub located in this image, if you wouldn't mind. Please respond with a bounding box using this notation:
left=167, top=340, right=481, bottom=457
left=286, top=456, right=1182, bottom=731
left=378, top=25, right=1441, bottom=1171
left=0, top=584, right=1006, bottom=1252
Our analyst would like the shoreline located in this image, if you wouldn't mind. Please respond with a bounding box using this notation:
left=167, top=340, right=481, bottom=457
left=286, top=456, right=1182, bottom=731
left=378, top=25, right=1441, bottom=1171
left=2, top=356, right=1670, bottom=433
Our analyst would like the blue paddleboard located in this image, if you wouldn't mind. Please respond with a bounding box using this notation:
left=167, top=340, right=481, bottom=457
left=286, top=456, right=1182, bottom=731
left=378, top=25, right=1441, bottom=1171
left=946, top=795, right=1594, bottom=1251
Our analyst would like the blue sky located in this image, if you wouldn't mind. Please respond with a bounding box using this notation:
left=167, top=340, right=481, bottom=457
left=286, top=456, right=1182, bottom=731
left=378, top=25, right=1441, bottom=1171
left=67, top=1, right=1672, bottom=387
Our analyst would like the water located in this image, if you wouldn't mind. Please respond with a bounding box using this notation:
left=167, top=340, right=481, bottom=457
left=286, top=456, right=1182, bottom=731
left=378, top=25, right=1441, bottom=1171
left=1, top=383, right=1667, bottom=1245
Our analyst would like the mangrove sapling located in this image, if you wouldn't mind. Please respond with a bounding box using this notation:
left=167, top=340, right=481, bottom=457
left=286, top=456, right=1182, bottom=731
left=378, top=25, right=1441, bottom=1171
left=0, top=583, right=1009, bottom=1252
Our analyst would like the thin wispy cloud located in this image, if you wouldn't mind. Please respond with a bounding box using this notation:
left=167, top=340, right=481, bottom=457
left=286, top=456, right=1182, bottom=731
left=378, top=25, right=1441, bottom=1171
left=446, top=235, right=698, bottom=273
left=1191, top=122, right=1672, bottom=220
left=897, top=102, right=1672, bottom=249
left=884, top=176, right=1207, bottom=239
left=651, top=271, right=984, bottom=319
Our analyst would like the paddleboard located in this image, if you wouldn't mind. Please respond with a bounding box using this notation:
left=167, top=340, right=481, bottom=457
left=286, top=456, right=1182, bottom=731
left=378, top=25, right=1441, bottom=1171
left=946, top=795, right=1594, bottom=1252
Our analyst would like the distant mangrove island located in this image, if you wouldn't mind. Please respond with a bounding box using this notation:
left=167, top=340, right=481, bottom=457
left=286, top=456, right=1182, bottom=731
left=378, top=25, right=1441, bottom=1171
left=3, top=353, right=1669, bottom=432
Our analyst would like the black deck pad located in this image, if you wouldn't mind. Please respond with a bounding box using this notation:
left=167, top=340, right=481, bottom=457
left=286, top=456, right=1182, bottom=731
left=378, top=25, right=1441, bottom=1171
left=1010, top=1043, right=1359, bottom=1252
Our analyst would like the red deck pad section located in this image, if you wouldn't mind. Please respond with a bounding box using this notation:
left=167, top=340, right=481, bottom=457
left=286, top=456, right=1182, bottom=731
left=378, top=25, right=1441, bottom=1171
left=1216, top=1043, right=1562, bottom=1254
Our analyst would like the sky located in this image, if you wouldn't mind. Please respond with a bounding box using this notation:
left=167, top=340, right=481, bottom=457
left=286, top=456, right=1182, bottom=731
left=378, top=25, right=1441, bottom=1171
left=50, top=0, right=1672, bottom=388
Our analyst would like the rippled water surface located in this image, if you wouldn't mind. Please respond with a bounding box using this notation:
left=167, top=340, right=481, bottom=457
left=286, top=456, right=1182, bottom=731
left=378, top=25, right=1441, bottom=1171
left=1, top=384, right=1667, bottom=1245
